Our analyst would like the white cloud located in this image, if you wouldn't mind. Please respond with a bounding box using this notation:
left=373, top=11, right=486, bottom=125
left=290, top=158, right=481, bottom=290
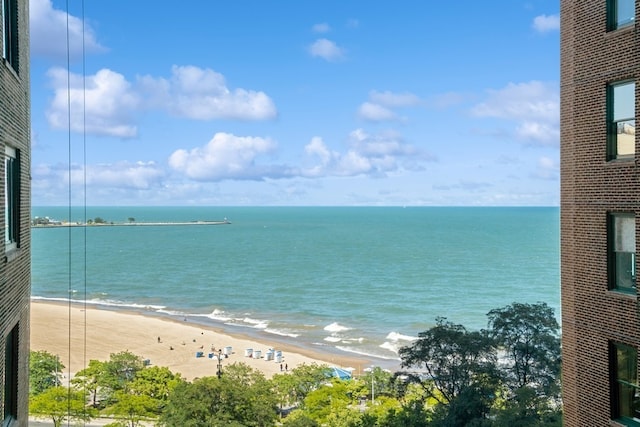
left=30, top=0, right=106, bottom=60
left=44, top=65, right=277, bottom=137
left=532, top=14, right=560, bottom=33
left=312, top=23, right=331, bottom=33
left=516, top=121, right=559, bottom=144
left=369, top=90, right=420, bottom=107
left=308, top=39, right=345, bottom=61
left=31, top=161, right=166, bottom=205
left=46, top=67, right=139, bottom=138
left=305, top=136, right=333, bottom=165
left=358, top=90, right=421, bottom=122
left=358, top=102, right=398, bottom=121
left=470, top=81, right=559, bottom=144
left=302, top=129, right=431, bottom=178
left=168, top=132, right=283, bottom=181
left=77, top=161, right=165, bottom=189
left=534, top=156, right=559, bottom=180
left=138, top=65, right=277, bottom=120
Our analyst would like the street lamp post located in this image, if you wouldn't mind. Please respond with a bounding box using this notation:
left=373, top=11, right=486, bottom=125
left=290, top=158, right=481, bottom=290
left=217, top=349, right=223, bottom=378
left=370, top=365, right=375, bottom=405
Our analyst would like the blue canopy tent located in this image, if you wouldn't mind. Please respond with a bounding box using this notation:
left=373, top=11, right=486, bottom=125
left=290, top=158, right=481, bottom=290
left=328, top=367, right=353, bottom=380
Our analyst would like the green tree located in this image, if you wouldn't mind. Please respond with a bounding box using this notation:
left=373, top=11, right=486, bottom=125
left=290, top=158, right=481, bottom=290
left=491, top=386, right=563, bottom=427
left=379, top=400, right=430, bottom=427
left=301, top=379, right=351, bottom=423
left=323, top=403, right=367, bottom=427
left=429, top=382, right=496, bottom=427
left=29, top=386, right=96, bottom=427
left=129, top=365, right=184, bottom=409
left=160, top=363, right=278, bottom=426
left=486, top=302, right=561, bottom=396
left=399, top=317, right=497, bottom=406
left=72, top=359, right=108, bottom=407
left=281, top=410, right=319, bottom=427
left=103, top=351, right=145, bottom=394
left=29, top=350, right=64, bottom=395
left=362, top=366, right=394, bottom=402
left=272, top=363, right=330, bottom=408
left=104, top=390, right=159, bottom=427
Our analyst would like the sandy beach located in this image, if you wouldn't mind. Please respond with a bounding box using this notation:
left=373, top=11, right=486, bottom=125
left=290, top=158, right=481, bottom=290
left=30, top=301, right=372, bottom=381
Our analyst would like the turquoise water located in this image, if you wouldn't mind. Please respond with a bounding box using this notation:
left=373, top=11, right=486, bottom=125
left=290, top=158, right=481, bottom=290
left=31, top=206, right=560, bottom=365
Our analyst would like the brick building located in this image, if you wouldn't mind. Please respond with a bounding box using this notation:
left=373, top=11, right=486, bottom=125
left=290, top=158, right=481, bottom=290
left=561, top=0, right=640, bottom=425
left=0, top=0, right=30, bottom=425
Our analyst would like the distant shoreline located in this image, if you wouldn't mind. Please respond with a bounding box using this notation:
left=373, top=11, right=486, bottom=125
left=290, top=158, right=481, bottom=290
left=32, top=220, right=231, bottom=228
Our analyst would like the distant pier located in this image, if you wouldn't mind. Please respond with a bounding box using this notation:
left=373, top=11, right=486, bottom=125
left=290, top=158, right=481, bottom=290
left=32, top=220, right=231, bottom=228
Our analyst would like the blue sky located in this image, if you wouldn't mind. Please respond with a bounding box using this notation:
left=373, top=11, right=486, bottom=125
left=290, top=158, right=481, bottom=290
left=30, top=0, right=560, bottom=206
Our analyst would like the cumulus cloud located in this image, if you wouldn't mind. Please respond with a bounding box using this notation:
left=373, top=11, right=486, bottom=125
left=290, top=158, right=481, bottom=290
left=470, top=81, right=559, bottom=144
left=30, top=0, right=106, bottom=60
left=46, top=67, right=139, bottom=137
left=302, top=129, right=432, bottom=178
left=44, top=65, right=277, bottom=137
left=369, top=90, right=420, bottom=108
left=32, top=161, right=165, bottom=201
left=532, top=14, right=560, bottom=33
left=77, top=161, right=165, bottom=189
left=138, top=65, right=277, bottom=120
left=534, top=156, right=559, bottom=180
left=358, top=90, right=421, bottom=122
left=308, top=38, right=345, bottom=61
left=358, top=102, right=398, bottom=121
left=169, top=132, right=288, bottom=181
left=312, top=23, right=331, bottom=33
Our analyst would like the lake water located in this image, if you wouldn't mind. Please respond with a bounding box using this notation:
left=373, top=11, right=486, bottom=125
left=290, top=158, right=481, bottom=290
left=31, top=206, right=560, bottom=366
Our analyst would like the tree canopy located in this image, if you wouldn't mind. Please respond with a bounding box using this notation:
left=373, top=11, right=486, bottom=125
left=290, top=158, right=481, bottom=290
left=487, top=302, right=561, bottom=396
left=399, top=317, right=497, bottom=405
left=29, top=350, right=64, bottom=395
left=28, top=302, right=562, bottom=426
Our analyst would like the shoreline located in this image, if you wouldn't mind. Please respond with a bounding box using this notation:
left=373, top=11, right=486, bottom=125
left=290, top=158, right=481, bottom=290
left=30, top=300, right=377, bottom=381
left=32, top=220, right=231, bottom=227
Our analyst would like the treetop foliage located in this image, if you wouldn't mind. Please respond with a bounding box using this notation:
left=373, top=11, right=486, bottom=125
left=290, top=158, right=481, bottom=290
left=29, top=301, right=562, bottom=426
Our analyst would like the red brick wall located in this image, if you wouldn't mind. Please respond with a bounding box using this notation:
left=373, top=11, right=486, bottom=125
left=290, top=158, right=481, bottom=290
left=561, top=1, right=640, bottom=425
left=0, top=0, right=31, bottom=425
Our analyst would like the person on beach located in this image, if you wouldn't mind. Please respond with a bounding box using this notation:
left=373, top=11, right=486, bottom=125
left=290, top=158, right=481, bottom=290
left=157, top=336, right=161, bottom=343
left=280, top=363, right=283, bottom=371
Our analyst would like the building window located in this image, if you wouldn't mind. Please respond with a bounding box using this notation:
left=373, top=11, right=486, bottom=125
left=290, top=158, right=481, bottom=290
left=608, top=0, right=636, bottom=30
left=611, top=342, right=640, bottom=423
left=607, top=81, right=636, bottom=160
left=3, top=324, right=18, bottom=424
left=5, top=146, right=19, bottom=252
left=1, top=0, right=18, bottom=73
left=609, top=213, right=636, bottom=292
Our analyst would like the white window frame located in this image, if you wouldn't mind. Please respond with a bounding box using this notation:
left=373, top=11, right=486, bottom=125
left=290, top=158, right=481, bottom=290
left=5, top=145, right=19, bottom=252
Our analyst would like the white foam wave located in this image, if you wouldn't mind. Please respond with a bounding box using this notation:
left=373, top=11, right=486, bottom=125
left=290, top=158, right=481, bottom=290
left=31, top=295, right=166, bottom=311
left=386, top=331, right=417, bottom=342
left=335, top=346, right=401, bottom=361
left=324, top=322, right=351, bottom=333
left=155, top=309, right=185, bottom=316
left=340, top=337, right=365, bottom=344
left=324, top=336, right=342, bottom=343
left=379, top=341, right=401, bottom=354
left=264, top=328, right=299, bottom=338
left=241, top=317, right=268, bottom=329
left=204, top=310, right=232, bottom=322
